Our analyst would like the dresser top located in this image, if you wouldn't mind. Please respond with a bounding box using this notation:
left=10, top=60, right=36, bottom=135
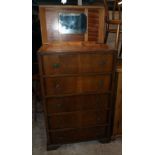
left=38, top=42, right=115, bottom=54
left=39, top=4, right=105, bottom=9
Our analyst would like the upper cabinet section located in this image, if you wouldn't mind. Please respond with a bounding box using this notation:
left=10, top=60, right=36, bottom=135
left=39, top=4, right=105, bottom=44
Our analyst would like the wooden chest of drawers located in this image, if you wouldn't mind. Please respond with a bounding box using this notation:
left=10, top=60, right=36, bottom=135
left=38, top=42, right=117, bottom=150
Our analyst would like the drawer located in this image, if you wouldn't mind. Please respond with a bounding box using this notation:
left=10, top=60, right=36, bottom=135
left=48, top=110, right=108, bottom=129
left=41, top=53, right=114, bottom=75
left=42, top=54, right=79, bottom=75
left=49, top=126, right=107, bottom=144
left=79, top=53, right=113, bottom=73
left=46, top=94, right=110, bottom=114
left=80, top=75, right=111, bottom=93
left=44, top=76, right=78, bottom=95
left=44, top=75, right=111, bottom=95
left=48, top=112, right=79, bottom=129
left=80, top=110, right=109, bottom=127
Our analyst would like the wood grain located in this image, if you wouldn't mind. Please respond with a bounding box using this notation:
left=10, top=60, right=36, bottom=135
left=39, top=5, right=105, bottom=44
left=38, top=3, right=116, bottom=149
left=112, top=64, right=122, bottom=138
left=41, top=53, right=113, bottom=75
left=38, top=42, right=117, bottom=149
left=39, top=7, right=48, bottom=44
left=46, top=94, right=110, bottom=114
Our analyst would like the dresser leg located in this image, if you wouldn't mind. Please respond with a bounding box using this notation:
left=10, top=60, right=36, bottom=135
left=47, top=144, right=60, bottom=150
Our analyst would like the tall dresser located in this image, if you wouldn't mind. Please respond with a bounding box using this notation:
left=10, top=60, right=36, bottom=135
left=37, top=4, right=117, bottom=150
left=38, top=42, right=117, bottom=150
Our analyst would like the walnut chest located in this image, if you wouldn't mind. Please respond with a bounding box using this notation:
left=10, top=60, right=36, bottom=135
left=38, top=42, right=117, bottom=150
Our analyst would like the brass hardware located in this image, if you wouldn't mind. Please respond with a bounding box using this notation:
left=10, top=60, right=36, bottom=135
left=54, top=80, right=60, bottom=89
left=52, top=63, right=60, bottom=68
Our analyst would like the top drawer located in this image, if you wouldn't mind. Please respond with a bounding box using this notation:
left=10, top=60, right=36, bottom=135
left=79, top=53, right=113, bottom=73
left=41, top=53, right=113, bottom=75
left=42, top=54, right=79, bottom=75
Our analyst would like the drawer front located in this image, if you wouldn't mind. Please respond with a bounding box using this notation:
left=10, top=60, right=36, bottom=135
left=80, top=110, right=109, bottom=127
left=48, top=110, right=108, bottom=129
left=80, top=75, right=111, bottom=93
left=41, top=53, right=114, bottom=75
left=79, top=53, right=113, bottom=73
left=48, top=112, right=79, bottom=129
left=42, top=54, right=79, bottom=75
left=44, top=76, right=78, bottom=95
left=44, top=75, right=111, bottom=95
left=49, top=126, right=107, bottom=144
left=46, top=94, right=110, bottom=114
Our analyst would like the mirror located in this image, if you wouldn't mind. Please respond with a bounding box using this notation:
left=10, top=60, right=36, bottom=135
left=59, top=13, right=87, bottom=34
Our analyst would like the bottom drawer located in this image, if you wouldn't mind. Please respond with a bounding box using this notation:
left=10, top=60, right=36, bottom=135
left=48, top=110, right=109, bottom=129
left=49, top=126, right=107, bottom=144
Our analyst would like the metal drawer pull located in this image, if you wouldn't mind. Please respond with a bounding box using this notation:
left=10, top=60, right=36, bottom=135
left=52, top=63, right=60, bottom=68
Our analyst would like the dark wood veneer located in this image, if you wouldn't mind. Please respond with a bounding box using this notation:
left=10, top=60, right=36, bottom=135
left=46, top=94, right=110, bottom=113
left=49, top=126, right=107, bottom=144
left=39, top=5, right=105, bottom=44
left=44, top=75, right=112, bottom=96
left=38, top=3, right=116, bottom=150
left=38, top=42, right=117, bottom=150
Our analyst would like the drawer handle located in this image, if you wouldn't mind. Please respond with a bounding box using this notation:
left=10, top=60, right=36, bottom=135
left=52, top=63, right=60, bottom=68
